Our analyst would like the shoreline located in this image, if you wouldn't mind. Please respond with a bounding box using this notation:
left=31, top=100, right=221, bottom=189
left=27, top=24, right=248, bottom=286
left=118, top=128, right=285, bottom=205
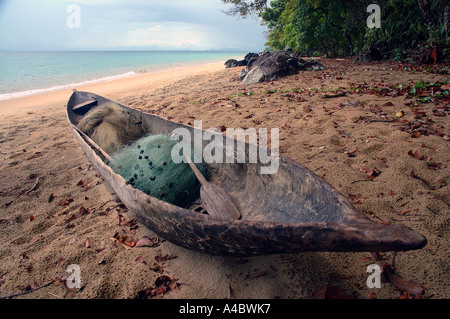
left=0, top=61, right=228, bottom=116
left=0, top=51, right=247, bottom=103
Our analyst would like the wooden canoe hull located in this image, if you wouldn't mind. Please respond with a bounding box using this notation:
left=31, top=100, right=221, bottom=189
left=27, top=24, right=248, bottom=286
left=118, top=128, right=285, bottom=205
left=67, top=91, right=427, bottom=256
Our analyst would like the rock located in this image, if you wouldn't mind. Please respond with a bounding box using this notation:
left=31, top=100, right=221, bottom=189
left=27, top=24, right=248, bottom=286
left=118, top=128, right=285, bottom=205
left=241, top=50, right=326, bottom=84
left=239, top=68, right=248, bottom=81
left=225, top=59, right=238, bottom=68
left=225, top=52, right=260, bottom=68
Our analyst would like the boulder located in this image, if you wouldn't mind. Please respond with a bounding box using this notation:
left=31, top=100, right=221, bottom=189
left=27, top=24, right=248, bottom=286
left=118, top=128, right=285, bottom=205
left=225, top=52, right=260, bottom=69
left=241, top=50, right=326, bottom=84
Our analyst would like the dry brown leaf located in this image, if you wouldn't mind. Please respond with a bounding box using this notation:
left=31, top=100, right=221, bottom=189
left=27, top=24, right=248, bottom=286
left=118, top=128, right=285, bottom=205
left=85, top=237, right=92, bottom=248
left=434, top=175, right=444, bottom=186
left=135, top=256, right=145, bottom=263
left=135, top=236, right=160, bottom=248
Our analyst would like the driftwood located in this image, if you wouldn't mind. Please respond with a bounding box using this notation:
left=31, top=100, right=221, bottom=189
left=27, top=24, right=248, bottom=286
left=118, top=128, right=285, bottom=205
left=67, top=91, right=427, bottom=256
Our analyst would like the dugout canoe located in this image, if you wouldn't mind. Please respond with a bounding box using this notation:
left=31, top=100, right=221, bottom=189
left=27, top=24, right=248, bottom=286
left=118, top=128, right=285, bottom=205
left=67, top=90, right=427, bottom=256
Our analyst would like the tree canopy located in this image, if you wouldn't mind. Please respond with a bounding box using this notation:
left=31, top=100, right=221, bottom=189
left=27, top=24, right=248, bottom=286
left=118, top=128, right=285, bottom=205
left=222, top=0, right=449, bottom=59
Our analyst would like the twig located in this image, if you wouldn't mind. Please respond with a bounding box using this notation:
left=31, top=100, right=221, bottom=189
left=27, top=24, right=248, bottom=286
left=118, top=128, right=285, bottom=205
left=25, top=177, right=44, bottom=194
left=391, top=252, right=398, bottom=268
left=0, top=281, right=54, bottom=299
left=48, top=292, right=65, bottom=299
left=367, top=119, right=395, bottom=123
left=307, top=150, right=325, bottom=159
left=426, top=206, right=439, bottom=215
left=322, top=92, right=347, bottom=98
left=351, top=179, right=387, bottom=184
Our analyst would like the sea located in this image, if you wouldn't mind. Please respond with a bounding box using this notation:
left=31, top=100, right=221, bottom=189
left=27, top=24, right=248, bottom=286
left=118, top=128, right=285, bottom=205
left=0, top=51, right=247, bottom=101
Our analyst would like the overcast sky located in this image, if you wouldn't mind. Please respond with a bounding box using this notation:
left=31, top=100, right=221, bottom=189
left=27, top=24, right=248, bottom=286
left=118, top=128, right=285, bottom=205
left=0, top=0, right=267, bottom=51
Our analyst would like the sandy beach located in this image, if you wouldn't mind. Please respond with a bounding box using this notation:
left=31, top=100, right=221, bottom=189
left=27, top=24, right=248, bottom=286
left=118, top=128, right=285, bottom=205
left=0, top=59, right=448, bottom=300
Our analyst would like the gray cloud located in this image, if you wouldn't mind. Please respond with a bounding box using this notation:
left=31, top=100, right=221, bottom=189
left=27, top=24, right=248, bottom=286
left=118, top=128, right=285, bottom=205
left=0, top=0, right=266, bottom=51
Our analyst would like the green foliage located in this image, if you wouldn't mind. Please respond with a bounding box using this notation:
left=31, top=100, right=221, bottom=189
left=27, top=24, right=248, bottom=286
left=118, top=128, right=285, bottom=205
left=222, top=0, right=449, bottom=59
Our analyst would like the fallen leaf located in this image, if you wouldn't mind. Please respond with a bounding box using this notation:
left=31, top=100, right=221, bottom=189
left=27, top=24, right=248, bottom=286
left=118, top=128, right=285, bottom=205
left=30, top=234, right=43, bottom=245
left=0, top=219, right=13, bottom=225
left=135, top=256, right=145, bottom=263
left=434, top=175, right=444, bottom=186
left=395, top=111, right=405, bottom=118
left=155, top=254, right=175, bottom=263
left=135, top=236, right=161, bottom=248
left=110, top=235, right=135, bottom=250
left=118, top=214, right=138, bottom=228
left=407, top=150, right=421, bottom=160
left=349, top=194, right=366, bottom=200
left=56, top=258, right=65, bottom=268
left=137, top=276, right=179, bottom=299
left=361, top=167, right=381, bottom=179
left=85, top=237, right=92, bottom=248
left=344, top=148, right=359, bottom=156
left=426, top=162, right=442, bottom=170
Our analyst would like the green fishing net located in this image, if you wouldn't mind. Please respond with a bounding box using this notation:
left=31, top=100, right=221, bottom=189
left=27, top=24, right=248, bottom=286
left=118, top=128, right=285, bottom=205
left=109, top=134, right=208, bottom=208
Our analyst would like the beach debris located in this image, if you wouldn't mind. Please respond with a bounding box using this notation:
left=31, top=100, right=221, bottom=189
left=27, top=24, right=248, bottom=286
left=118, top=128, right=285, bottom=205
left=61, top=206, right=90, bottom=225
left=0, top=218, right=13, bottom=225
left=0, top=280, right=56, bottom=300
left=117, top=213, right=138, bottom=228
left=25, top=177, right=43, bottom=194
left=395, top=110, right=405, bottom=118
left=360, top=167, right=382, bottom=180
left=85, top=237, right=92, bottom=248
left=135, top=236, right=161, bottom=248
left=323, top=92, right=347, bottom=98
left=135, top=256, right=145, bottom=264
left=381, top=263, right=426, bottom=298
left=110, top=233, right=136, bottom=250
left=137, top=275, right=180, bottom=299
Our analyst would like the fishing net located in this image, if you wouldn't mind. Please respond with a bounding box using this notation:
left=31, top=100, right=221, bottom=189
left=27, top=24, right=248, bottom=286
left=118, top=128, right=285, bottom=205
left=78, top=102, right=143, bottom=154
left=109, top=134, right=209, bottom=208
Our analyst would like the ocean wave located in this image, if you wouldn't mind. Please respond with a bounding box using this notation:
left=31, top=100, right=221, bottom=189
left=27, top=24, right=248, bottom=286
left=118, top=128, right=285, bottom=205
left=0, top=71, right=137, bottom=101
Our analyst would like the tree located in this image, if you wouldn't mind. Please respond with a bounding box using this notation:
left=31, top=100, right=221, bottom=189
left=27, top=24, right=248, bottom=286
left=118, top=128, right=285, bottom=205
left=222, top=0, right=449, bottom=59
left=221, top=0, right=269, bottom=17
